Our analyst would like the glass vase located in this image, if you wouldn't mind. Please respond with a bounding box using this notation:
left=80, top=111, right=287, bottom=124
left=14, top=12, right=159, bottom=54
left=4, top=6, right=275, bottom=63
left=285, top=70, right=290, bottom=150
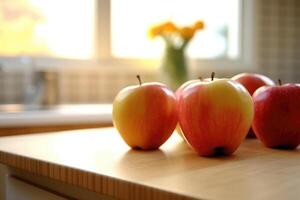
left=160, top=44, right=188, bottom=90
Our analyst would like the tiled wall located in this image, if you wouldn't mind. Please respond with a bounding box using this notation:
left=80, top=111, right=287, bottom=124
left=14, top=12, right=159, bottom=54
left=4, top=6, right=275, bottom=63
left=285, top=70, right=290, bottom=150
left=58, top=67, right=156, bottom=103
left=255, top=0, right=300, bottom=82
left=0, top=66, right=157, bottom=104
left=0, top=70, right=26, bottom=104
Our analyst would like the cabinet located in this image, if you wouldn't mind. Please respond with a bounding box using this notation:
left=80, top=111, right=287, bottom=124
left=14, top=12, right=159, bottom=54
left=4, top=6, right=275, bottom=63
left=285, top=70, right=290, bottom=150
left=5, top=176, right=67, bottom=200
left=0, top=165, right=6, bottom=200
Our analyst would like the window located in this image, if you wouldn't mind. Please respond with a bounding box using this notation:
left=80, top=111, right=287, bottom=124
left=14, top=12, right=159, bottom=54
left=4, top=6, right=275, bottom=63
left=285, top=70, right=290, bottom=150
left=0, top=0, right=95, bottom=59
left=0, top=0, right=250, bottom=67
left=111, top=0, right=240, bottom=59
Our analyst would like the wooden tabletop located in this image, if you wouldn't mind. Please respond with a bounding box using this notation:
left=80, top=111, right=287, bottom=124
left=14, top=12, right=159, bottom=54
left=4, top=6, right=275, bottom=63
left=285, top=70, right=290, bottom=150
left=0, top=128, right=300, bottom=200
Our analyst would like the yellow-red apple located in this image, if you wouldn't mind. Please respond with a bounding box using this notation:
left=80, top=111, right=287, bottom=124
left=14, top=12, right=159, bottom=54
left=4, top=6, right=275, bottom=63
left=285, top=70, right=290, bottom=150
left=178, top=73, right=253, bottom=156
left=113, top=75, right=178, bottom=150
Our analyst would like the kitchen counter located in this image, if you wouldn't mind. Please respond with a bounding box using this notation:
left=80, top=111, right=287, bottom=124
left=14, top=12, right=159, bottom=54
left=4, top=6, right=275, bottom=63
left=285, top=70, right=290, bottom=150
left=0, top=104, right=112, bottom=136
left=0, top=104, right=112, bottom=127
left=0, top=127, right=300, bottom=200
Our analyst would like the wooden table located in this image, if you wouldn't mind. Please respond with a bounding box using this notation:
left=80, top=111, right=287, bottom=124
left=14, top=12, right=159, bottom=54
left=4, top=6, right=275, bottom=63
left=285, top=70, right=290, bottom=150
left=0, top=127, right=300, bottom=200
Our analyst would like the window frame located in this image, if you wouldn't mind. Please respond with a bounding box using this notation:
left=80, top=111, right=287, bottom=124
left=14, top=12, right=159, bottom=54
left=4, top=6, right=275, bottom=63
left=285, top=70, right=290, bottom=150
left=0, top=0, right=255, bottom=71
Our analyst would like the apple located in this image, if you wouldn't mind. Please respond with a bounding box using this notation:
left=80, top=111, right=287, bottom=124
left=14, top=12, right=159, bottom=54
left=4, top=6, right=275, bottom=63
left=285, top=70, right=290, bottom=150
left=178, top=73, right=253, bottom=156
left=232, top=73, right=275, bottom=137
left=113, top=75, right=178, bottom=150
left=175, top=77, right=202, bottom=137
left=252, top=80, right=300, bottom=149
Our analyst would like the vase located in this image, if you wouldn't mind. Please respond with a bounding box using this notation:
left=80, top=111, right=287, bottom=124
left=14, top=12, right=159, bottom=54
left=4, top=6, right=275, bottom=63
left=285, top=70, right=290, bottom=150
left=160, top=44, right=188, bottom=90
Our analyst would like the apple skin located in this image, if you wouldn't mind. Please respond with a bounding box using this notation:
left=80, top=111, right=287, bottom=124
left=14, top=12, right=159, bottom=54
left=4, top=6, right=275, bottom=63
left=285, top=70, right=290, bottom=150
left=178, top=79, right=253, bottom=156
left=252, top=84, right=300, bottom=149
left=175, top=79, right=202, bottom=137
left=232, top=73, right=275, bottom=95
left=175, top=79, right=201, bottom=99
left=175, top=77, right=217, bottom=137
left=175, top=76, right=219, bottom=99
left=232, top=73, right=275, bottom=138
left=113, top=83, right=178, bottom=150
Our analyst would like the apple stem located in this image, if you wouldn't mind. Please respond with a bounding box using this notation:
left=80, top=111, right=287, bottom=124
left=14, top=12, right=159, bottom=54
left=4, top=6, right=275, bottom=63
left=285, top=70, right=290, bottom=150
left=198, top=76, right=203, bottom=81
left=211, top=72, right=215, bottom=81
left=136, top=75, right=142, bottom=86
left=278, top=79, right=282, bottom=86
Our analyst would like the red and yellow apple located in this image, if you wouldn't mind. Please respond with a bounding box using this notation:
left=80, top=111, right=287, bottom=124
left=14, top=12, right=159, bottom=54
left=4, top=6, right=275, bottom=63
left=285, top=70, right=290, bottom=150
left=113, top=76, right=178, bottom=150
left=232, top=73, right=275, bottom=137
left=252, top=81, right=300, bottom=149
left=178, top=74, right=253, bottom=156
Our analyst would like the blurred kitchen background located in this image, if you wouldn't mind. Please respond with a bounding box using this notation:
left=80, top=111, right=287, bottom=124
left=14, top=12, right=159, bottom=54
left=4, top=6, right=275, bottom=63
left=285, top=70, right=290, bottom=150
left=0, top=0, right=299, bottom=105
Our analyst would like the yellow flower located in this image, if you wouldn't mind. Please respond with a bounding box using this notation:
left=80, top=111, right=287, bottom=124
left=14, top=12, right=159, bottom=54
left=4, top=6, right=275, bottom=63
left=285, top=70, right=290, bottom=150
left=193, top=20, right=205, bottom=30
left=180, top=26, right=195, bottom=40
left=148, top=22, right=177, bottom=38
left=161, top=21, right=177, bottom=33
left=148, top=25, right=163, bottom=39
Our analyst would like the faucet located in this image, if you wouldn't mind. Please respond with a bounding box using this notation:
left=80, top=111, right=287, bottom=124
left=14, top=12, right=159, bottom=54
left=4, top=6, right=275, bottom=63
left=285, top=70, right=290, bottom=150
left=25, top=70, right=46, bottom=106
left=23, top=58, right=46, bottom=107
left=24, top=70, right=58, bottom=107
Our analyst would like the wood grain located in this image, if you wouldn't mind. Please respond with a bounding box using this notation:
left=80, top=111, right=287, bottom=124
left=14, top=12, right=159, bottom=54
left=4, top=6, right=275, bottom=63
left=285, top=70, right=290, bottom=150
left=0, top=128, right=300, bottom=200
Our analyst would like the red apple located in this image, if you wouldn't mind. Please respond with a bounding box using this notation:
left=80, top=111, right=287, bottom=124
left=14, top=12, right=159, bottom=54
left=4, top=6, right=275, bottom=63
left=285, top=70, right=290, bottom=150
left=232, top=73, right=275, bottom=137
left=178, top=73, right=253, bottom=156
left=113, top=75, right=178, bottom=150
left=252, top=81, right=300, bottom=149
left=232, top=73, right=275, bottom=95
